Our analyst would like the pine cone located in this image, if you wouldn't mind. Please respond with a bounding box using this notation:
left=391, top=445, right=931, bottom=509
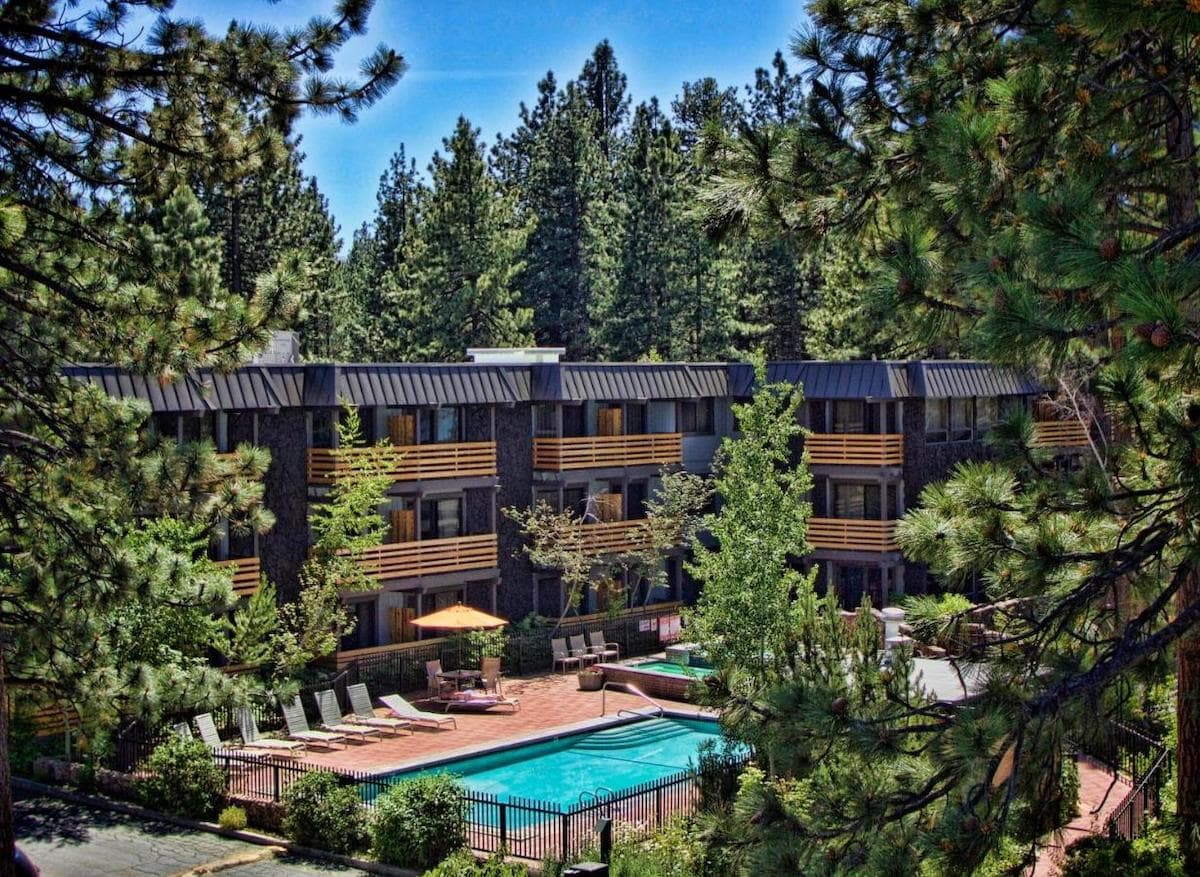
left=993, top=285, right=1007, bottom=310
left=897, top=276, right=916, bottom=297
left=1099, top=237, right=1120, bottom=261
left=831, top=696, right=848, bottom=716
left=1133, top=323, right=1155, bottom=342
left=989, top=255, right=1005, bottom=273
left=1151, top=323, right=1172, bottom=348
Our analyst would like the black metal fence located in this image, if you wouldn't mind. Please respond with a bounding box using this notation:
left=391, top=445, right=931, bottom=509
left=214, top=749, right=746, bottom=862
left=1076, top=719, right=1171, bottom=842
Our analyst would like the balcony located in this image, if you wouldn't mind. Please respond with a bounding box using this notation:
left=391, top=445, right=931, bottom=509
left=308, top=442, right=497, bottom=486
left=1032, top=420, right=1090, bottom=449
left=533, top=434, right=683, bottom=471
left=808, top=518, right=899, bottom=552
left=566, top=519, right=656, bottom=555
left=341, top=534, right=499, bottom=582
left=214, top=556, right=261, bottom=597
left=806, top=433, right=904, bottom=467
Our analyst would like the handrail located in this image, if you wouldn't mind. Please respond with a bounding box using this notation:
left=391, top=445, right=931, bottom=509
left=601, top=680, right=664, bottom=718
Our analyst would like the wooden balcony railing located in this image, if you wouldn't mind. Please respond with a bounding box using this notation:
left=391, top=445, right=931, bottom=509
left=565, top=519, right=656, bottom=555
left=806, top=433, right=904, bottom=466
left=533, top=433, right=683, bottom=471
left=808, top=518, right=900, bottom=552
left=341, top=534, right=499, bottom=582
left=308, top=441, right=497, bottom=485
left=1032, top=420, right=1091, bottom=448
left=215, top=556, right=261, bottom=597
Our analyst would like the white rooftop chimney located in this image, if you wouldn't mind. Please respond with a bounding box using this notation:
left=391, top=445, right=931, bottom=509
left=466, top=347, right=565, bottom=365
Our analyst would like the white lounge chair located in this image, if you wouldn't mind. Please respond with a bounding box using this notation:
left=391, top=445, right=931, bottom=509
left=586, top=629, right=619, bottom=661
left=280, top=697, right=345, bottom=750
left=223, top=710, right=305, bottom=758
left=551, top=638, right=581, bottom=673
left=378, top=693, right=457, bottom=730
left=314, top=690, right=383, bottom=744
left=569, top=634, right=599, bottom=666
left=346, top=684, right=412, bottom=736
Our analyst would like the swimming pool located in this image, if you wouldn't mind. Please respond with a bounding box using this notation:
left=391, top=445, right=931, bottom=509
left=633, top=659, right=715, bottom=678
left=380, top=716, right=724, bottom=809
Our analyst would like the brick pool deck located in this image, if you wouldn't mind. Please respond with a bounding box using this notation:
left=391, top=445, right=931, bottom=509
left=294, top=671, right=712, bottom=775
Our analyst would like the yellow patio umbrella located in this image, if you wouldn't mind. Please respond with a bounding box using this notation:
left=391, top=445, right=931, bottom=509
left=410, top=603, right=508, bottom=630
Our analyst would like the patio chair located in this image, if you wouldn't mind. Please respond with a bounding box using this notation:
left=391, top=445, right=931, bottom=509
left=569, top=634, right=599, bottom=667
left=586, top=629, right=619, bottom=661
left=279, top=696, right=345, bottom=750
left=345, top=684, right=412, bottom=736
left=551, top=637, right=581, bottom=673
left=480, top=656, right=503, bottom=695
left=426, top=659, right=455, bottom=698
left=378, top=693, right=457, bottom=730
left=171, top=722, right=193, bottom=741
left=314, top=690, right=384, bottom=744
left=231, top=709, right=306, bottom=758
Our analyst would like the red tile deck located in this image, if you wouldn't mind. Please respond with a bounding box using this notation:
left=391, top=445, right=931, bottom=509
left=1031, top=756, right=1131, bottom=876
left=294, top=672, right=711, bottom=775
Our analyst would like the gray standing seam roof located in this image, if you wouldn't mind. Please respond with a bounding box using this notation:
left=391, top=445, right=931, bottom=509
left=327, top=364, right=531, bottom=408
left=909, top=361, right=1042, bottom=398
left=64, top=365, right=299, bottom=412
left=532, top=363, right=730, bottom=401
left=729, top=361, right=1040, bottom=399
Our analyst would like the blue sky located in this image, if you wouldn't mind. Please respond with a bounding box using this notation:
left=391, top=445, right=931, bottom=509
left=171, top=1, right=807, bottom=240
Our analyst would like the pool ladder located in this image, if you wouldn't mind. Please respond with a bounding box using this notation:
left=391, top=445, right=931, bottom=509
left=601, top=680, right=664, bottom=718
left=579, top=786, right=617, bottom=812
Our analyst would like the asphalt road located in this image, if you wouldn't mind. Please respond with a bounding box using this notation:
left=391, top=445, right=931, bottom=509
left=14, top=794, right=370, bottom=877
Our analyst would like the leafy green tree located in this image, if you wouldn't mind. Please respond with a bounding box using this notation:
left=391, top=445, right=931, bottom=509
left=704, top=0, right=1200, bottom=867
left=388, top=117, right=533, bottom=359
left=0, top=1, right=402, bottom=867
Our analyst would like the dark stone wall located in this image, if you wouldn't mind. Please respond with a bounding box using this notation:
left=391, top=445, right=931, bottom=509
left=228, top=412, right=255, bottom=446
left=257, top=409, right=309, bottom=604
left=466, top=406, right=491, bottom=442
left=811, top=477, right=828, bottom=517
left=495, top=403, right=537, bottom=621
left=464, top=486, right=492, bottom=536
left=465, top=579, right=494, bottom=611
left=901, top=399, right=991, bottom=595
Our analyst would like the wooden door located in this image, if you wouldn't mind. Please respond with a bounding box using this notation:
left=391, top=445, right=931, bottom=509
left=388, top=413, right=416, bottom=446
left=595, top=492, right=624, bottom=522
left=389, top=509, right=416, bottom=543
left=598, top=407, right=623, bottom=436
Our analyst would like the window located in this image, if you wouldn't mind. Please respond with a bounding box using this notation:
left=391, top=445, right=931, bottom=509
left=420, top=497, right=462, bottom=540
left=925, top=399, right=948, bottom=443
left=678, top=399, right=714, bottom=435
left=562, top=487, right=587, bottom=519
left=832, top=401, right=866, bottom=434
left=180, top=413, right=215, bottom=443
left=310, top=411, right=335, bottom=448
left=833, top=483, right=882, bottom=520
left=625, top=403, right=647, bottom=435
left=533, top=404, right=557, bottom=438
left=150, top=412, right=180, bottom=444
left=950, top=398, right=974, bottom=441
left=999, top=395, right=1025, bottom=417
left=420, top=408, right=460, bottom=443
left=976, top=397, right=998, bottom=434
left=340, top=599, right=377, bottom=651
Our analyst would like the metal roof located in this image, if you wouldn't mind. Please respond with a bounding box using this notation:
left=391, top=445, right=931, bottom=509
left=324, top=364, right=531, bottom=408
left=64, top=365, right=300, bottom=412
left=532, top=363, right=730, bottom=401
left=909, top=361, right=1041, bottom=398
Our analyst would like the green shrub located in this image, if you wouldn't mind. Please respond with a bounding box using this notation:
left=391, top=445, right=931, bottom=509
left=423, top=850, right=527, bottom=876
left=281, top=770, right=369, bottom=855
left=608, top=818, right=705, bottom=877
left=136, top=735, right=225, bottom=819
left=1061, top=823, right=1184, bottom=877
left=373, top=774, right=467, bottom=869
left=218, top=805, right=248, bottom=831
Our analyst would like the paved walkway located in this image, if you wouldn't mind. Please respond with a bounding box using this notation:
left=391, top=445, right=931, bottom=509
left=14, top=795, right=367, bottom=877
left=294, top=671, right=707, bottom=775
left=1030, top=756, right=1130, bottom=876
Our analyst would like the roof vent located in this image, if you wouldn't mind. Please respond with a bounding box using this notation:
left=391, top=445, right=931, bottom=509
left=466, top=347, right=565, bottom=365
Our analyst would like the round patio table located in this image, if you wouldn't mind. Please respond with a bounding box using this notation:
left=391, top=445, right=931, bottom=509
left=437, top=669, right=482, bottom=691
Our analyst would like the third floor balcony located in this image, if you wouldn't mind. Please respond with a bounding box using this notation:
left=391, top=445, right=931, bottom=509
left=307, top=442, right=497, bottom=486
left=337, top=533, right=499, bottom=582
left=808, top=518, right=900, bottom=552
left=533, top=433, right=683, bottom=471
left=805, top=433, right=904, bottom=467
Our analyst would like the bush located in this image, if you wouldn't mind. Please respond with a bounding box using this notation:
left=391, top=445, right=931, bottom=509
left=373, top=774, right=467, bottom=869
left=136, top=735, right=225, bottom=819
left=423, top=850, right=527, bottom=876
left=1060, top=824, right=1184, bottom=877
left=218, top=805, right=248, bottom=831
left=281, top=770, right=369, bottom=855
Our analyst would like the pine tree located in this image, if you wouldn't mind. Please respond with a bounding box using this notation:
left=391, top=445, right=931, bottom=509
left=0, top=1, right=402, bottom=867
left=390, top=117, right=533, bottom=359
left=703, top=0, right=1200, bottom=866
left=576, top=40, right=630, bottom=163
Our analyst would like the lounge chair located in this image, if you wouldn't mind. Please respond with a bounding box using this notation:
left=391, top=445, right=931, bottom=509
left=437, top=689, right=520, bottom=713
left=345, top=684, right=412, bottom=736
left=314, top=690, right=384, bottom=744
left=228, top=710, right=306, bottom=758
left=586, top=629, right=619, bottom=661
left=378, top=693, right=457, bottom=730
left=551, top=637, right=581, bottom=673
left=569, top=634, right=599, bottom=667
left=280, top=697, right=345, bottom=750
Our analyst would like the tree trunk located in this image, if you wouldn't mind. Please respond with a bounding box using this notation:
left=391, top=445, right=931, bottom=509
left=1178, top=572, right=1200, bottom=870
left=0, top=652, right=17, bottom=877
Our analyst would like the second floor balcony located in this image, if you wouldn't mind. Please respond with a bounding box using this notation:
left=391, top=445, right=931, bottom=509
left=214, top=556, right=261, bottom=597
left=806, top=433, right=904, bottom=467
left=808, top=518, right=900, bottom=552
left=338, top=533, right=499, bottom=582
left=533, top=433, right=683, bottom=471
left=1032, top=419, right=1091, bottom=448
left=308, top=441, right=497, bottom=486
left=565, top=519, right=657, bottom=555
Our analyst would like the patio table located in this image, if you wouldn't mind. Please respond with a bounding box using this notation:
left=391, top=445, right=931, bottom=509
left=437, top=669, right=482, bottom=691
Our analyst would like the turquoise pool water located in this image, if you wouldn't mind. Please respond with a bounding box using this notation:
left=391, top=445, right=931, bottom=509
left=632, top=659, right=715, bottom=678
left=379, top=717, right=723, bottom=809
